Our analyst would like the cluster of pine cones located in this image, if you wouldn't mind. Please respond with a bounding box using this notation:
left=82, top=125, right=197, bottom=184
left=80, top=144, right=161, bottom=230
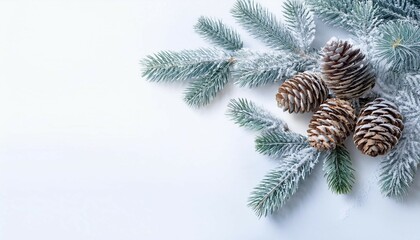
left=276, top=39, right=404, bottom=157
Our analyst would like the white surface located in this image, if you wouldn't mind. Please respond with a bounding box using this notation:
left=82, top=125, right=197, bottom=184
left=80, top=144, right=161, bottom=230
left=0, top=0, right=419, bottom=239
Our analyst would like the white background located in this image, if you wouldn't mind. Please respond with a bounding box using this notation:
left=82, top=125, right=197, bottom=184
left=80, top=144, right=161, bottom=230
left=0, top=0, right=420, bottom=239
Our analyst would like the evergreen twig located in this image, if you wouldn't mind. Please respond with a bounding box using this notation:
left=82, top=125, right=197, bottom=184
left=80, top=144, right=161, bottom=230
left=194, top=17, right=243, bottom=51
left=374, top=20, right=420, bottom=72
left=141, top=49, right=230, bottom=82
left=227, top=98, right=288, bottom=132
left=283, top=0, right=315, bottom=51
left=255, top=131, right=308, bottom=159
left=379, top=133, right=420, bottom=198
left=184, top=61, right=232, bottom=107
left=233, top=51, right=317, bottom=88
left=231, top=0, right=300, bottom=53
left=373, top=0, right=420, bottom=22
left=323, top=145, right=355, bottom=194
left=248, top=148, right=321, bottom=217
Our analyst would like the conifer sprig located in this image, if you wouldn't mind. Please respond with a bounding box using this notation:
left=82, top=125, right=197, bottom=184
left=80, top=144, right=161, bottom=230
left=248, top=148, right=321, bottom=217
left=232, top=51, right=317, bottom=88
left=194, top=17, right=243, bottom=51
left=373, top=0, right=420, bottom=22
left=231, top=0, right=300, bottom=53
left=184, top=61, right=232, bottom=107
left=283, top=0, right=316, bottom=51
left=308, top=0, right=381, bottom=38
left=323, top=145, right=355, bottom=194
left=141, top=48, right=231, bottom=82
left=255, top=131, right=309, bottom=159
left=374, top=20, right=420, bottom=71
left=227, top=98, right=289, bottom=132
left=379, top=133, right=420, bottom=198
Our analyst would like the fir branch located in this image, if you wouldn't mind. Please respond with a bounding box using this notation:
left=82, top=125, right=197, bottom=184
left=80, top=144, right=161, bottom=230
left=349, top=0, right=383, bottom=38
left=307, top=0, right=355, bottom=30
left=374, top=20, right=420, bottom=72
left=227, top=98, right=288, bottom=132
left=402, top=73, right=420, bottom=93
left=141, top=48, right=230, bottom=82
left=248, top=148, right=321, bottom=217
left=379, top=86, right=420, bottom=198
left=194, top=17, right=243, bottom=51
left=255, top=131, right=308, bottom=159
left=283, top=0, right=315, bottom=51
left=396, top=86, right=420, bottom=128
left=308, top=0, right=382, bottom=38
left=323, top=145, right=355, bottom=194
left=184, top=61, right=232, bottom=107
left=373, top=0, right=420, bottom=22
left=231, top=0, right=300, bottom=53
left=232, top=50, right=317, bottom=88
left=379, top=133, right=420, bottom=198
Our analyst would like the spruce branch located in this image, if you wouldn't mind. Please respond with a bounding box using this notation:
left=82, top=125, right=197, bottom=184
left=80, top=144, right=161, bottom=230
left=396, top=86, right=420, bottom=128
left=379, top=87, right=420, bottom=198
left=308, top=0, right=382, bottom=38
left=255, top=131, right=308, bottom=159
left=379, top=133, right=420, bottom=198
left=231, top=0, right=300, bottom=53
left=403, top=73, right=420, bottom=92
left=248, top=148, right=321, bottom=217
left=194, top=17, right=243, bottom=51
left=374, top=20, right=420, bottom=72
left=233, top=50, right=317, bottom=88
left=141, top=48, right=230, bottom=82
left=373, top=0, right=420, bottom=22
left=283, top=0, right=316, bottom=51
left=184, top=61, right=232, bottom=107
left=323, top=145, right=355, bottom=194
left=227, top=98, right=288, bottom=132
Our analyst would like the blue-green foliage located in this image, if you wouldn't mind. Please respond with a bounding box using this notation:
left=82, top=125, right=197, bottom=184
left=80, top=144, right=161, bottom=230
left=373, top=0, right=420, bottom=22
left=379, top=85, right=420, bottom=198
left=233, top=50, right=317, bottom=88
left=194, top=17, right=243, bottom=51
left=184, top=61, right=232, bottom=107
left=248, top=148, right=321, bottom=217
left=323, top=145, right=355, bottom=194
left=255, top=131, right=309, bottom=159
left=374, top=20, right=420, bottom=71
left=379, top=132, right=420, bottom=198
left=231, top=0, right=300, bottom=53
left=227, top=98, right=322, bottom=217
left=308, top=0, right=382, bottom=37
left=283, top=0, right=316, bottom=51
left=141, top=48, right=230, bottom=82
left=226, top=98, right=288, bottom=132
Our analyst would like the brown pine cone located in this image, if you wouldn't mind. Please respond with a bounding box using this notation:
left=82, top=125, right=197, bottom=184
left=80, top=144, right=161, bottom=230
left=276, top=72, right=329, bottom=113
left=308, top=98, right=356, bottom=150
left=353, top=98, right=404, bottom=157
left=322, top=39, right=375, bottom=99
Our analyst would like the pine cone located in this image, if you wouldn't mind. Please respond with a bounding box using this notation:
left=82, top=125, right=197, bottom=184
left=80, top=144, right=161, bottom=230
left=308, top=98, right=356, bottom=150
left=276, top=72, right=329, bottom=113
left=353, top=98, right=404, bottom=157
left=322, top=39, right=375, bottom=99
